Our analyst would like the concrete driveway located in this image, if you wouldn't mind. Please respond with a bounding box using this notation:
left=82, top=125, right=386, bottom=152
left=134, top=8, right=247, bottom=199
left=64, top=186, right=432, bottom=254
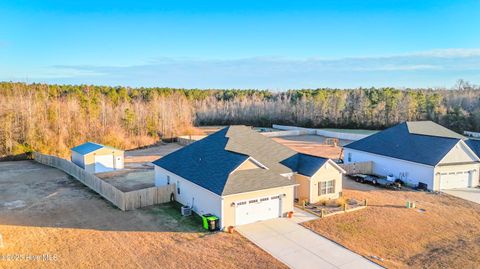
left=443, top=188, right=480, bottom=204
left=236, top=218, right=382, bottom=269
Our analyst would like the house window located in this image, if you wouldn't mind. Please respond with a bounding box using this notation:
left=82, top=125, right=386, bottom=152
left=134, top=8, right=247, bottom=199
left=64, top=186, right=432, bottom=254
left=167, top=175, right=170, bottom=185
left=319, top=180, right=335, bottom=195
left=347, top=153, right=352, bottom=162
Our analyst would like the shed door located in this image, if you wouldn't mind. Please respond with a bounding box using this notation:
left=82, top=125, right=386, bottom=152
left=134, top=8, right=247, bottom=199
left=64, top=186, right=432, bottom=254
left=114, top=156, right=123, bottom=169
left=94, top=154, right=114, bottom=173
left=235, top=195, right=281, bottom=226
left=440, top=171, right=470, bottom=189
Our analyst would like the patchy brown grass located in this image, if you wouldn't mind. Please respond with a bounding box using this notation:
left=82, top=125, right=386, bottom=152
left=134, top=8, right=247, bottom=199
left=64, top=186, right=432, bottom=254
left=0, top=225, right=286, bottom=269
left=272, top=135, right=345, bottom=159
left=188, top=126, right=224, bottom=135
left=0, top=161, right=287, bottom=269
left=302, top=180, right=480, bottom=269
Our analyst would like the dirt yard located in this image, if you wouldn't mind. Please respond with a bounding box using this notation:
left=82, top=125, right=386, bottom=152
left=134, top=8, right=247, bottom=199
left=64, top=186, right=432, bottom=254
left=272, top=135, right=349, bottom=159
left=96, top=169, right=156, bottom=192
left=0, top=161, right=287, bottom=269
left=184, top=128, right=350, bottom=160
left=302, top=178, right=480, bottom=269
left=124, top=143, right=183, bottom=166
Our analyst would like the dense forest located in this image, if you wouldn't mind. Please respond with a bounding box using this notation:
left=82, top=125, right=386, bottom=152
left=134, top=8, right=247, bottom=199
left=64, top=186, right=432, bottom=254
left=1, top=81, right=479, bottom=157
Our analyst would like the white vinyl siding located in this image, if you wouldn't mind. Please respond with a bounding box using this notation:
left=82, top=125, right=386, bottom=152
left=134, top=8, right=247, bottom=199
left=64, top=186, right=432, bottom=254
left=344, top=148, right=435, bottom=189
left=154, top=165, right=223, bottom=225
left=439, top=141, right=479, bottom=164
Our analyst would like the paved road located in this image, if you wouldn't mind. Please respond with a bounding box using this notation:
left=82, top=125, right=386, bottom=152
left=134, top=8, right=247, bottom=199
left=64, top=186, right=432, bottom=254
left=237, top=217, right=382, bottom=269
left=443, top=188, right=480, bottom=204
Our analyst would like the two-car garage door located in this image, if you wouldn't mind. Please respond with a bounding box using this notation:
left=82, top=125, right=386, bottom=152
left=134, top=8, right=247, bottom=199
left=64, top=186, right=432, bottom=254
left=235, top=195, right=281, bottom=226
left=439, top=171, right=471, bottom=189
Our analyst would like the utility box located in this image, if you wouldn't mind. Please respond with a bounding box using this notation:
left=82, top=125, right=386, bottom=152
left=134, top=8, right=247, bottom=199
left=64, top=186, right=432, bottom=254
left=181, top=206, right=192, bottom=216
left=201, top=214, right=220, bottom=231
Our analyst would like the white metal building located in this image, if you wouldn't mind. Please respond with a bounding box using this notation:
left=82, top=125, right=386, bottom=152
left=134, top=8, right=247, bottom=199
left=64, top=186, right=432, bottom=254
left=344, top=121, right=480, bottom=191
left=71, top=142, right=124, bottom=174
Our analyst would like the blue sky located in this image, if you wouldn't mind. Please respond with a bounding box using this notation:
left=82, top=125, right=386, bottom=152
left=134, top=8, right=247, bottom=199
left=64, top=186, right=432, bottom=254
left=1, top=0, right=479, bottom=89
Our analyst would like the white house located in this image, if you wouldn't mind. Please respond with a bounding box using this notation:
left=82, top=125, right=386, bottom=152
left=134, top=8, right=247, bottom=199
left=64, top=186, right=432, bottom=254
left=343, top=121, right=480, bottom=191
left=153, top=125, right=344, bottom=229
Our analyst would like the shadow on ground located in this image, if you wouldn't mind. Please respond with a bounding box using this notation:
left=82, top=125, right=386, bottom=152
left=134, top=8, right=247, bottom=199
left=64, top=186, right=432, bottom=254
left=0, top=160, right=203, bottom=233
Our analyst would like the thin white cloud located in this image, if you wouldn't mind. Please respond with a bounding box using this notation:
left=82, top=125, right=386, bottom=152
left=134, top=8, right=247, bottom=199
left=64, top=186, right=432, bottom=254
left=407, top=48, right=480, bottom=58
left=9, top=48, right=480, bottom=89
left=353, top=64, right=441, bottom=71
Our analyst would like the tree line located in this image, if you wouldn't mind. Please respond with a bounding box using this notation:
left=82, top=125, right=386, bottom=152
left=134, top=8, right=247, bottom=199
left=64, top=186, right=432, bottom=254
left=1, top=81, right=479, bottom=157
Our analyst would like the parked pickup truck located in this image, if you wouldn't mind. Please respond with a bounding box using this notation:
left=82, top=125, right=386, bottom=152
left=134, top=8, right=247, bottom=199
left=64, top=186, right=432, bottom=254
left=349, top=173, right=402, bottom=189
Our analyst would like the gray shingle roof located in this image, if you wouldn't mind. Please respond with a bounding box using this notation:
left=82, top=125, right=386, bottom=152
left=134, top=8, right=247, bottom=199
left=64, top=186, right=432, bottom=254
left=296, top=154, right=329, bottom=177
left=153, top=125, right=331, bottom=196
left=223, top=169, right=294, bottom=196
left=406, top=121, right=465, bottom=139
left=153, top=128, right=249, bottom=195
left=224, top=126, right=299, bottom=175
left=344, top=121, right=462, bottom=166
left=466, top=139, right=480, bottom=158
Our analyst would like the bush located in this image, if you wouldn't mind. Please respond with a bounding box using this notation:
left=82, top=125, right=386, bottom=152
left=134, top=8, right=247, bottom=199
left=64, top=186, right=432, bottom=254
left=335, top=197, right=347, bottom=207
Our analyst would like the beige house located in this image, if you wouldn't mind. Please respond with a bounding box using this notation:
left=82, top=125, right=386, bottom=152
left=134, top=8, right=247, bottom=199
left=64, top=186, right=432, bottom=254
left=71, top=142, right=124, bottom=173
left=294, top=157, right=345, bottom=204
left=153, top=125, right=343, bottom=229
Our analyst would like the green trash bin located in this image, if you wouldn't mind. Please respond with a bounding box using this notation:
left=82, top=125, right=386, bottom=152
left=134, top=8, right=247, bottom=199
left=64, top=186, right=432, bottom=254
left=201, top=214, right=212, bottom=230
left=201, top=214, right=220, bottom=231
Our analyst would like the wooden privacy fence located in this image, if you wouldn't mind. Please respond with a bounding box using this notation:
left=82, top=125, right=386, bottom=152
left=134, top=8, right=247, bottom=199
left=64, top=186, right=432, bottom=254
left=124, top=184, right=175, bottom=210
left=260, top=129, right=314, bottom=137
left=177, top=135, right=206, bottom=145
left=340, top=161, right=373, bottom=175
left=33, top=152, right=175, bottom=211
left=272, top=124, right=373, bottom=141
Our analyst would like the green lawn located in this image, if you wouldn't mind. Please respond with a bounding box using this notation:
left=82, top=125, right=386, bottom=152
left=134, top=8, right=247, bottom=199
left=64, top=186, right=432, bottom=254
left=145, top=202, right=205, bottom=232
